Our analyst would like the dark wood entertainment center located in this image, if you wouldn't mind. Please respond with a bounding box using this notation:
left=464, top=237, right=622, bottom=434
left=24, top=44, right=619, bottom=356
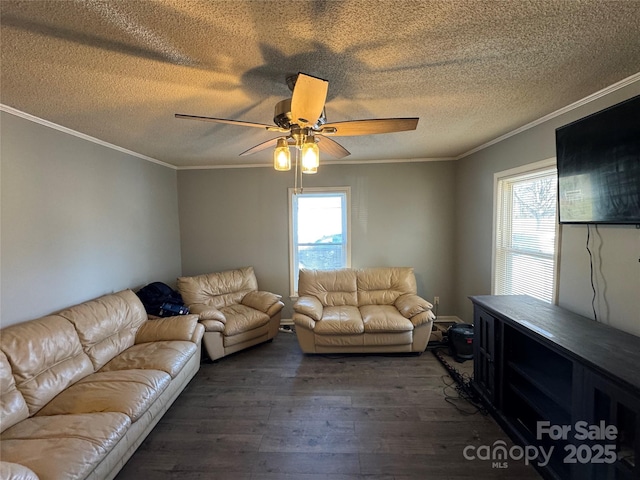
left=470, top=295, right=640, bottom=480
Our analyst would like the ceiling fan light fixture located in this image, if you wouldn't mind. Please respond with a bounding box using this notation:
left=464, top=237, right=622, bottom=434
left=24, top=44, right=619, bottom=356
left=301, top=137, right=319, bottom=174
left=273, top=138, right=291, bottom=171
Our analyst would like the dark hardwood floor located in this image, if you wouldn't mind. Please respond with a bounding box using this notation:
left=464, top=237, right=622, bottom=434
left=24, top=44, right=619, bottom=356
left=116, top=331, right=542, bottom=480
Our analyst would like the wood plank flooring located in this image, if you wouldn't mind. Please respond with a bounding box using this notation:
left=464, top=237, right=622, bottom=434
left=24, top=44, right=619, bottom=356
left=115, top=332, right=542, bottom=480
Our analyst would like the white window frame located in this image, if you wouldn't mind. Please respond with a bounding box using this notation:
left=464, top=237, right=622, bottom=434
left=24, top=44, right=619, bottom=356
left=492, top=158, right=560, bottom=303
left=288, top=186, right=351, bottom=297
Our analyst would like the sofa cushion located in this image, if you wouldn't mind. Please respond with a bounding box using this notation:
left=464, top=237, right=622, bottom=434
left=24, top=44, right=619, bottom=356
left=360, top=305, right=414, bottom=332
left=0, top=351, right=29, bottom=434
left=363, top=332, right=413, bottom=346
left=134, top=315, right=199, bottom=344
left=223, top=324, right=269, bottom=347
left=0, top=315, right=94, bottom=416
left=177, top=267, right=258, bottom=309
left=36, top=369, right=171, bottom=422
left=59, top=290, right=148, bottom=371
left=99, top=341, right=196, bottom=378
left=315, top=334, right=364, bottom=347
left=0, top=461, right=39, bottom=480
left=220, top=304, right=270, bottom=336
left=357, top=267, right=417, bottom=306
left=298, top=269, right=358, bottom=307
left=0, top=412, right=130, bottom=480
left=314, top=306, right=364, bottom=335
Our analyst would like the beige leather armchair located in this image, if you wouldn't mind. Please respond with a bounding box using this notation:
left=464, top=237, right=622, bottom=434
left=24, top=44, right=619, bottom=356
left=177, top=267, right=284, bottom=360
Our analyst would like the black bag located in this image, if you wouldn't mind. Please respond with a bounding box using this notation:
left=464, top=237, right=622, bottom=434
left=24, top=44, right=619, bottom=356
left=135, top=282, right=189, bottom=317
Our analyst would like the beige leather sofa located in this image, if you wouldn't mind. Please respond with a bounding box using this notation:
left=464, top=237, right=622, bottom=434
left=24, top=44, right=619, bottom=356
left=0, top=289, right=204, bottom=480
left=177, top=267, right=284, bottom=361
left=293, top=267, right=435, bottom=354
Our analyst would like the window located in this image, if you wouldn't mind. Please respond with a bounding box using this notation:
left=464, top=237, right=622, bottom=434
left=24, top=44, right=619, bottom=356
left=493, top=161, right=558, bottom=303
left=289, top=187, right=350, bottom=295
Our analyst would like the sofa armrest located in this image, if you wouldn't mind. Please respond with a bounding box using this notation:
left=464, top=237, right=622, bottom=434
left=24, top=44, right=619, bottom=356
left=293, top=296, right=323, bottom=322
left=135, top=315, right=199, bottom=344
left=266, top=299, right=285, bottom=317
left=192, top=322, right=205, bottom=343
left=188, top=303, right=226, bottom=323
left=410, top=309, right=436, bottom=327
left=293, top=313, right=316, bottom=331
left=241, top=291, right=283, bottom=315
left=394, top=293, right=433, bottom=318
left=199, top=319, right=225, bottom=333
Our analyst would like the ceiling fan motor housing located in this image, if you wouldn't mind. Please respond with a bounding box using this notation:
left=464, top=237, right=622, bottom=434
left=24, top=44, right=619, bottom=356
left=274, top=98, right=327, bottom=130
left=274, top=98, right=292, bottom=129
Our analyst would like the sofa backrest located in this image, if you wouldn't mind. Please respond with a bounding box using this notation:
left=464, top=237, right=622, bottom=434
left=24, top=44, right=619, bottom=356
left=58, top=289, right=148, bottom=370
left=357, top=267, right=417, bottom=305
left=297, top=267, right=418, bottom=307
left=0, top=350, right=30, bottom=433
left=298, top=268, right=358, bottom=307
left=0, top=315, right=94, bottom=416
left=177, top=266, right=258, bottom=309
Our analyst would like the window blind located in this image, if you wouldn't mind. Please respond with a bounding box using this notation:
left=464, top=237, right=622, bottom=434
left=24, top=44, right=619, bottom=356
left=494, top=168, right=558, bottom=303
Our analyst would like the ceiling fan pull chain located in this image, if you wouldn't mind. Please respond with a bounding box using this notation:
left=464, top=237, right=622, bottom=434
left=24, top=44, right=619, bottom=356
left=299, top=147, right=304, bottom=194
left=294, top=147, right=299, bottom=194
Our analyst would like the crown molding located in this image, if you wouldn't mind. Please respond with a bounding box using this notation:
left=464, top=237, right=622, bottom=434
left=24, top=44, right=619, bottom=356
left=321, top=157, right=457, bottom=166
left=178, top=163, right=272, bottom=170
left=0, top=104, right=177, bottom=170
left=456, top=71, right=640, bottom=160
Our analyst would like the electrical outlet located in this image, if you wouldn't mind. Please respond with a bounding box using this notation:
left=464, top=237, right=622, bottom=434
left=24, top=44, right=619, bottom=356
left=434, top=296, right=440, bottom=305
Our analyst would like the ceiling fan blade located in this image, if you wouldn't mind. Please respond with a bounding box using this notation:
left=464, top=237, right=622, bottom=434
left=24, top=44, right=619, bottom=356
left=321, top=118, right=419, bottom=136
left=175, top=113, right=287, bottom=132
left=290, top=73, right=329, bottom=127
left=317, top=136, right=350, bottom=159
left=239, top=137, right=280, bottom=156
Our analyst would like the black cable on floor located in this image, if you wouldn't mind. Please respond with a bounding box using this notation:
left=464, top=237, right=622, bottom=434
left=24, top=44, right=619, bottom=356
left=432, top=348, right=487, bottom=416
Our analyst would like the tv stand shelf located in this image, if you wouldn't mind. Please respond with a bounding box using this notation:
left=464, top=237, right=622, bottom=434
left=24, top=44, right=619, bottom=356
left=506, top=360, right=572, bottom=410
left=470, top=295, right=640, bottom=480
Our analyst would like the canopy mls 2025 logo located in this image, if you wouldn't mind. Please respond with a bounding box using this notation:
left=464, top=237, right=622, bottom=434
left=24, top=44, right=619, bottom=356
left=463, top=420, right=618, bottom=469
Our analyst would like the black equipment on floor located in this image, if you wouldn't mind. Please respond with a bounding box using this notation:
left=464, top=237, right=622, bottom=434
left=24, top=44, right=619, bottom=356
left=447, top=323, right=474, bottom=362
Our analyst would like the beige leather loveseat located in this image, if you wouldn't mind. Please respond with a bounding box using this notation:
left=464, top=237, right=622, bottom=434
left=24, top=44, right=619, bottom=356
left=293, top=267, right=435, bottom=354
left=0, top=289, right=204, bottom=480
left=177, top=267, right=284, bottom=361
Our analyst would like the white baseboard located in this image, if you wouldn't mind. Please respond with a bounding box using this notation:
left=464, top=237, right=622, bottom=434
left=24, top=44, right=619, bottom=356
left=433, top=315, right=464, bottom=323
left=280, top=318, right=294, bottom=326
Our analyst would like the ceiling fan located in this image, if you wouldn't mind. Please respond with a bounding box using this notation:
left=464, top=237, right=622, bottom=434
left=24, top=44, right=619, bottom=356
left=175, top=72, right=419, bottom=161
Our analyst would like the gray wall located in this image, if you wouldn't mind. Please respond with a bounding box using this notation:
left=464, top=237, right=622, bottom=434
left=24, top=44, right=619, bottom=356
left=0, top=112, right=182, bottom=327
left=178, top=161, right=456, bottom=318
left=4, top=80, right=638, bottom=337
left=454, top=82, right=640, bottom=337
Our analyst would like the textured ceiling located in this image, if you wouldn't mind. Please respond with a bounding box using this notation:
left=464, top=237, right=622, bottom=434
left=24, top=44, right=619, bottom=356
left=1, top=0, right=639, bottom=168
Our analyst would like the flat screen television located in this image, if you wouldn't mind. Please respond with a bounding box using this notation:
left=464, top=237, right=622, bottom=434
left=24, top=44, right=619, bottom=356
left=555, top=94, right=640, bottom=224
